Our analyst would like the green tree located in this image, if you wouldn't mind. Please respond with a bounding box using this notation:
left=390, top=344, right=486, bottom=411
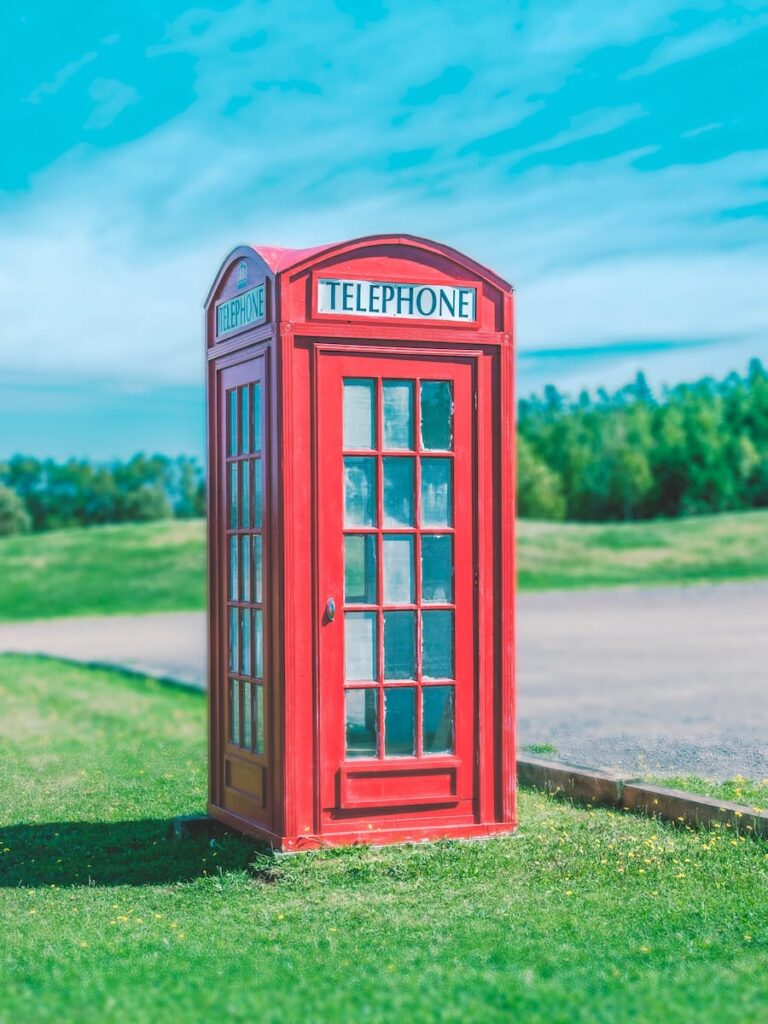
left=0, top=484, right=31, bottom=536
left=516, top=437, right=566, bottom=519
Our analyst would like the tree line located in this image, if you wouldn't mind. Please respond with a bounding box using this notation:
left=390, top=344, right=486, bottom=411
left=0, top=454, right=205, bottom=535
left=518, top=359, right=768, bottom=521
left=0, top=361, right=766, bottom=535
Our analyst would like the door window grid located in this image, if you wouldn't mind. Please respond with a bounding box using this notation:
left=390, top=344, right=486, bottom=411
left=343, top=376, right=456, bottom=761
left=225, top=383, right=266, bottom=755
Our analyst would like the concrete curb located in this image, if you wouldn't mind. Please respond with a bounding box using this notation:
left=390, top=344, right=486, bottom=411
left=518, top=756, right=768, bottom=839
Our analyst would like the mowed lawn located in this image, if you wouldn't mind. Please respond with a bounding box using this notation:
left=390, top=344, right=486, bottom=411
left=1, top=656, right=767, bottom=1023
left=1, top=509, right=768, bottom=620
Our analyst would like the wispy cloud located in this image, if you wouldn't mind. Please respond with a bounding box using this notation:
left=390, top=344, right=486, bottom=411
left=25, top=51, right=98, bottom=104
left=622, top=9, right=768, bottom=79
left=84, top=78, right=140, bottom=129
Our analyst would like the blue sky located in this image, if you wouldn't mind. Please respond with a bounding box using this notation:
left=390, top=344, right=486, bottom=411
left=1, top=0, right=767, bottom=459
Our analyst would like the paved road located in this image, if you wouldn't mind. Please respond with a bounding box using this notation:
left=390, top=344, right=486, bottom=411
left=518, top=582, right=768, bottom=780
left=1, top=581, right=766, bottom=779
left=0, top=612, right=207, bottom=690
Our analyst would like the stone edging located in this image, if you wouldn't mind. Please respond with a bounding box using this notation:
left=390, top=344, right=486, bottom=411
left=517, top=756, right=768, bottom=838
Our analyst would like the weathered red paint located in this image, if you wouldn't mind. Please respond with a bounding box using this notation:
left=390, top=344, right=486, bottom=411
left=204, top=234, right=516, bottom=850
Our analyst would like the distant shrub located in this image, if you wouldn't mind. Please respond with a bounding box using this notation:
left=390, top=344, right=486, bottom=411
left=118, top=486, right=173, bottom=522
left=0, top=484, right=31, bottom=536
left=516, top=437, right=566, bottom=520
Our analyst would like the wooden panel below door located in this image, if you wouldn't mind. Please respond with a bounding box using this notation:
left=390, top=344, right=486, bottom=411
left=337, top=762, right=459, bottom=810
left=224, top=754, right=267, bottom=818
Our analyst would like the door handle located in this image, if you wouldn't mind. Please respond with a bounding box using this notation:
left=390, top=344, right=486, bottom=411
left=325, top=597, right=336, bottom=623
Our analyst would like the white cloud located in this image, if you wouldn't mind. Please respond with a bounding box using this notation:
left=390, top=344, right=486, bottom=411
left=1, top=0, right=767, bottom=395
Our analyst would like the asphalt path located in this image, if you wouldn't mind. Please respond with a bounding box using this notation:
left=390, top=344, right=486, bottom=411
left=1, top=581, right=766, bottom=779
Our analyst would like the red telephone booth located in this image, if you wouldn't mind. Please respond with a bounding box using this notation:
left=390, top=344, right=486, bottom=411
left=204, top=234, right=515, bottom=850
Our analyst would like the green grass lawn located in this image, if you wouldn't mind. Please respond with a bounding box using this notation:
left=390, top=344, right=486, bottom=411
left=1, top=508, right=767, bottom=621
left=650, top=777, right=768, bottom=814
left=1, top=656, right=767, bottom=1023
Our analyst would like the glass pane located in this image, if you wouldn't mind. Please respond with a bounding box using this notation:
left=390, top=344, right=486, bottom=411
left=241, top=459, right=251, bottom=529
left=421, top=535, right=453, bottom=603
left=241, top=607, right=252, bottom=676
left=420, top=380, right=453, bottom=450
left=229, top=679, right=240, bottom=745
left=241, top=535, right=251, bottom=603
left=228, top=390, right=238, bottom=457
left=344, top=535, right=377, bottom=604
left=421, top=458, right=452, bottom=527
left=254, top=458, right=263, bottom=527
left=229, top=462, right=238, bottom=528
left=423, top=686, right=454, bottom=754
left=382, top=381, right=413, bottom=450
left=241, top=385, right=250, bottom=455
left=422, top=610, right=454, bottom=679
left=229, top=536, right=238, bottom=601
left=254, top=684, right=264, bottom=754
left=383, top=457, right=414, bottom=527
left=345, top=689, right=378, bottom=759
left=344, top=457, right=376, bottom=527
left=253, top=382, right=262, bottom=454
left=254, top=609, right=263, bottom=678
left=385, top=687, right=415, bottom=757
left=243, top=683, right=253, bottom=750
left=383, top=535, right=414, bottom=604
left=345, top=612, right=377, bottom=681
left=253, top=534, right=263, bottom=603
left=228, top=608, right=238, bottom=673
left=384, top=610, right=416, bottom=680
left=343, top=379, right=375, bottom=449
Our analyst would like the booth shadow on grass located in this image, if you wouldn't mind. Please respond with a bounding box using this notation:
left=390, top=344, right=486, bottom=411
left=0, top=819, right=258, bottom=887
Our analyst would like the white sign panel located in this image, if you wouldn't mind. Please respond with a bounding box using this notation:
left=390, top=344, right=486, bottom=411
left=317, top=278, right=477, bottom=323
left=216, top=284, right=266, bottom=338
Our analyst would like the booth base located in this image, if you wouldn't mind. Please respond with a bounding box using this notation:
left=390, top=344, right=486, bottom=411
left=208, top=804, right=518, bottom=852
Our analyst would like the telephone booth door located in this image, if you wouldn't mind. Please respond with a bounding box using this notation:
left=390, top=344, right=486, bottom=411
left=216, top=355, right=272, bottom=829
left=318, top=351, right=478, bottom=824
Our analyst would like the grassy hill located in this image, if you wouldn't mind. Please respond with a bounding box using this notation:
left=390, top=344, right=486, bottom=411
left=517, top=509, right=768, bottom=590
left=0, top=510, right=767, bottom=621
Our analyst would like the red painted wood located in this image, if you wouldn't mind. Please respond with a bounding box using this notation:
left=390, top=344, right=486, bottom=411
left=204, top=234, right=516, bottom=848
left=316, top=353, right=476, bottom=828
